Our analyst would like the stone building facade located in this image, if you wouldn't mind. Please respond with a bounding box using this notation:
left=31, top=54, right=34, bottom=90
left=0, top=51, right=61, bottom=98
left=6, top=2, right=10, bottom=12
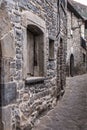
left=0, top=0, right=67, bottom=130
left=66, top=0, right=87, bottom=76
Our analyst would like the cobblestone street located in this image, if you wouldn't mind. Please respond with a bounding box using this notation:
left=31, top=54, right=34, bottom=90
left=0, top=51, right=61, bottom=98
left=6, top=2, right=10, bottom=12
left=32, top=74, right=87, bottom=130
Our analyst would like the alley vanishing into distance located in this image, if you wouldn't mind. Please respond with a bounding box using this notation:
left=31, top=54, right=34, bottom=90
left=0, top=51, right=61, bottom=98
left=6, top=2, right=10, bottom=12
left=32, top=74, right=87, bottom=130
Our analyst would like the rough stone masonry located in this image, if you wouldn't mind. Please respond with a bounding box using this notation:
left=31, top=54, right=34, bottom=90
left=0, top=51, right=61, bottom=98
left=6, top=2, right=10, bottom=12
left=66, top=0, right=87, bottom=76
left=0, top=0, right=67, bottom=130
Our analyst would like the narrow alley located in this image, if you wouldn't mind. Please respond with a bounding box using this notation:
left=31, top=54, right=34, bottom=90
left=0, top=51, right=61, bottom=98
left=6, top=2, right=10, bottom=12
left=32, top=74, right=87, bottom=130
left=1, top=1, right=87, bottom=130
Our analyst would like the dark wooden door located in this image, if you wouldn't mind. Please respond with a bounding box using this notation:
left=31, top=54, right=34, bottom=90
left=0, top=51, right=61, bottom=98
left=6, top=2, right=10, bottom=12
left=70, top=54, right=74, bottom=77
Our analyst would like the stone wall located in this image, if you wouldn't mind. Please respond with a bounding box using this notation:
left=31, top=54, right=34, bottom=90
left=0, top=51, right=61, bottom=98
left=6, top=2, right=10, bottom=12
left=66, top=9, right=87, bottom=76
left=0, top=0, right=67, bottom=130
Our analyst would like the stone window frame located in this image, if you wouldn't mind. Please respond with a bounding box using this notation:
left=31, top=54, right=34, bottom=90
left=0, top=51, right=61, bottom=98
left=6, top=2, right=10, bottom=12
left=21, top=11, right=47, bottom=81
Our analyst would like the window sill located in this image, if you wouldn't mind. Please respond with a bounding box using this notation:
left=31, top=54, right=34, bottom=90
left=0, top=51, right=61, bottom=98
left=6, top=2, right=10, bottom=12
left=25, top=77, right=46, bottom=85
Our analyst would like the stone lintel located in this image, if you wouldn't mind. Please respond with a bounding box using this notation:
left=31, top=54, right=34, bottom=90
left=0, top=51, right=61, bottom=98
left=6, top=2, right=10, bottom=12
left=22, top=11, right=46, bottom=30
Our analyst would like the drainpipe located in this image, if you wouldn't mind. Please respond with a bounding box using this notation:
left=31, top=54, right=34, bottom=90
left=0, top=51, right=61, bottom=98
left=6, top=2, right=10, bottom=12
left=56, top=0, right=60, bottom=39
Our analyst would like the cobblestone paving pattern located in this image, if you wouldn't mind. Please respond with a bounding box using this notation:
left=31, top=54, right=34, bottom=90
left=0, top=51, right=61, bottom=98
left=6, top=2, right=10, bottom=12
left=32, top=74, right=87, bottom=130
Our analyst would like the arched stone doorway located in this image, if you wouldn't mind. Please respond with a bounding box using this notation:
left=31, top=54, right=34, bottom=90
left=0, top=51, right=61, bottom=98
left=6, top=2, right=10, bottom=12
left=70, top=54, right=74, bottom=77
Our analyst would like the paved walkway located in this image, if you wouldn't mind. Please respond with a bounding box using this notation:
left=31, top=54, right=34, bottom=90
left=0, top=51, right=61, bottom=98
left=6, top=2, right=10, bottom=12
left=32, top=74, right=87, bottom=130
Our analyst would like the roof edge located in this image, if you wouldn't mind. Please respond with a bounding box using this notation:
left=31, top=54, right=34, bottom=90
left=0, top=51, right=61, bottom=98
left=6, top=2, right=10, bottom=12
left=67, top=0, right=84, bottom=20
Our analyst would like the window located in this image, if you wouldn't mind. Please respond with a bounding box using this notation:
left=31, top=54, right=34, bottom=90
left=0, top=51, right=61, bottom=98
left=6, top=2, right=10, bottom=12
left=61, top=0, right=65, bottom=7
left=83, top=53, right=86, bottom=63
left=81, top=37, right=86, bottom=49
left=49, top=39, right=54, bottom=60
left=27, top=25, right=44, bottom=77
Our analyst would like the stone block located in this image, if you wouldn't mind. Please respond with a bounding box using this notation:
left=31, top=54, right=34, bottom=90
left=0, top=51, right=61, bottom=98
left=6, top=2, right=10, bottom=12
left=0, top=30, right=15, bottom=58
left=2, top=106, right=12, bottom=130
left=0, top=121, right=4, bottom=130
left=14, top=71, right=22, bottom=80
left=23, top=93, right=30, bottom=101
left=16, top=60, right=22, bottom=70
left=23, top=124, right=32, bottom=130
left=0, top=58, right=10, bottom=83
left=1, top=82, right=17, bottom=106
left=0, top=5, right=12, bottom=39
left=12, top=14, right=21, bottom=23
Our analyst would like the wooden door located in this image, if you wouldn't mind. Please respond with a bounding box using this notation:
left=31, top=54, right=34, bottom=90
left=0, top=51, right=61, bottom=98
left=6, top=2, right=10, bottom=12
left=70, top=54, right=74, bottom=77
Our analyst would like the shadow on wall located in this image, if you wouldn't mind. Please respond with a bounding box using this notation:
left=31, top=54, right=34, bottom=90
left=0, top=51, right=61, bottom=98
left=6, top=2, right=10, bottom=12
left=66, top=54, right=74, bottom=77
